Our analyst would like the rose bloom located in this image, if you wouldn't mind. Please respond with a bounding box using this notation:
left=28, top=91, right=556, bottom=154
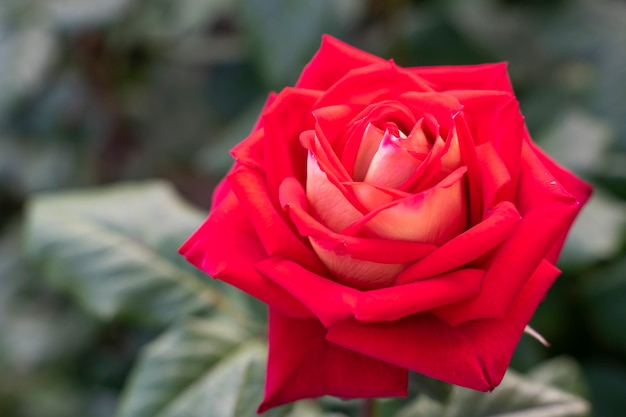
left=180, top=36, right=591, bottom=412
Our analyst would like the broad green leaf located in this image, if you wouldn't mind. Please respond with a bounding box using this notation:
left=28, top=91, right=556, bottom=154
left=396, top=368, right=590, bottom=417
left=24, top=181, right=227, bottom=326
left=117, top=318, right=287, bottom=417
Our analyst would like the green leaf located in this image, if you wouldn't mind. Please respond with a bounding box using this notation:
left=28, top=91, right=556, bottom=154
left=117, top=318, right=287, bottom=417
left=396, top=369, right=590, bottom=417
left=23, top=181, right=225, bottom=326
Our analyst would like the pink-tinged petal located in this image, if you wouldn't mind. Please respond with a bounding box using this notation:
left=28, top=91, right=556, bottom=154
left=228, top=165, right=326, bottom=274
left=345, top=167, right=468, bottom=245
left=309, top=240, right=406, bottom=290
left=450, top=90, right=523, bottom=203
left=344, top=182, right=410, bottom=212
left=314, top=61, right=434, bottom=110
left=305, top=151, right=363, bottom=231
left=280, top=177, right=436, bottom=264
left=396, top=201, right=521, bottom=284
left=326, top=260, right=560, bottom=393
left=411, top=62, right=514, bottom=93
left=178, top=191, right=312, bottom=318
left=352, top=123, right=385, bottom=181
left=364, top=130, right=424, bottom=189
left=432, top=142, right=580, bottom=325
left=295, top=35, right=383, bottom=90
left=259, top=310, right=407, bottom=413
left=257, top=257, right=358, bottom=326
left=475, top=142, right=512, bottom=213
left=356, top=269, right=484, bottom=322
left=263, top=87, right=321, bottom=199
left=340, top=101, right=417, bottom=177
left=400, top=125, right=462, bottom=194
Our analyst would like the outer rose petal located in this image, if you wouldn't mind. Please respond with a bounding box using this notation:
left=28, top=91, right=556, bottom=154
left=257, top=257, right=482, bottom=326
left=228, top=165, right=326, bottom=274
left=295, top=35, right=383, bottom=90
left=178, top=191, right=312, bottom=318
left=259, top=309, right=407, bottom=413
left=326, top=260, right=560, bottom=391
left=412, top=62, right=514, bottom=93
left=432, top=141, right=581, bottom=325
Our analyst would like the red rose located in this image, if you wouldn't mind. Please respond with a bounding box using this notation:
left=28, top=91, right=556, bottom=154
left=180, top=36, right=591, bottom=412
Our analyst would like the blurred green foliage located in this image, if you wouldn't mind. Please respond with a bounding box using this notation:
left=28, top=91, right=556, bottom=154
left=1, top=0, right=626, bottom=416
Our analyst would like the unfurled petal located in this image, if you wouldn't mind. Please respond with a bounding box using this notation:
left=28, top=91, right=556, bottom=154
left=305, top=151, right=363, bottom=231
left=412, top=62, right=514, bottom=93
left=295, top=35, right=384, bottom=90
left=396, top=201, right=521, bottom=284
left=259, top=310, right=407, bottom=413
left=344, top=167, right=468, bottom=245
left=432, top=141, right=580, bottom=325
left=326, top=259, right=559, bottom=392
left=356, top=268, right=484, bottom=322
left=179, top=191, right=313, bottom=318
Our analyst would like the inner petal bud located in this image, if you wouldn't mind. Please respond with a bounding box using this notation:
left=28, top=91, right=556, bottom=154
left=363, top=129, right=425, bottom=189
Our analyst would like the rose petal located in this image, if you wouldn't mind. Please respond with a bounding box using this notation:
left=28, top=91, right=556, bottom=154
left=432, top=141, right=580, bottom=325
left=280, top=177, right=437, bottom=264
left=230, top=128, right=264, bottom=170
left=455, top=113, right=484, bottom=226
left=395, top=201, right=521, bottom=284
left=340, top=101, right=417, bottom=177
left=327, top=314, right=491, bottom=391
left=344, top=167, right=468, bottom=245
left=309, top=241, right=406, bottom=290
left=178, top=191, right=312, bottom=318
left=528, top=136, right=593, bottom=263
left=356, top=268, right=484, bottom=322
left=295, top=35, right=383, bottom=90
left=450, top=90, right=523, bottom=203
left=412, top=62, right=514, bottom=93
left=259, top=309, right=407, bottom=413
left=256, top=257, right=358, bottom=327
left=228, top=165, right=326, bottom=273
left=476, top=141, right=511, bottom=213
left=326, top=259, right=560, bottom=392
left=314, top=61, right=434, bottom=110
left=263, top=87, right=321, bottom=199
left=364, top=130, right=424, bottom=189
left=305, top=150, right=363, bottom=231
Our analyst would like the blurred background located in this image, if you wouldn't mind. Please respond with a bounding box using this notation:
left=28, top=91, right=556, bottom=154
left=1, top=0, right=625, bottom=416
